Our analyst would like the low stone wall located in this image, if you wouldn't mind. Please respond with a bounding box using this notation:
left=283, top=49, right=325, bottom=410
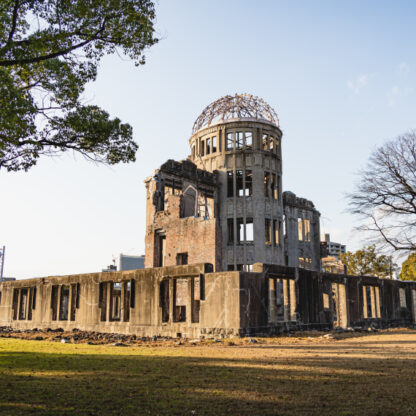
left=0, top=263, right=414, bottom=338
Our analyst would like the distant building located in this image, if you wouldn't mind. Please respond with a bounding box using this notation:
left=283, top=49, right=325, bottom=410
left=119, top=254, right=145, bottom=271
left=321, top=234, right=346, bottom=259
left=102, top=254, right=145, bottom=272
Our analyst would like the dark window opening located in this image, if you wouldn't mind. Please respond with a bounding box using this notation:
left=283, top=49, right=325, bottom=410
left=130, top=279, right=136, bottom=308
left=160, top=279, right=170, bottom=323
left=27, top=287, right=34, bottom=320
left=123, top=281, right=131, bottom=322
left=176, top=253, right=188, bottom=265
left=155, top=231, right=166, bottom=267
left=265, top=219, right=271, bottom=245
left=59, top=285, right=70, bottom=321
left=180, top=187, right=196, bottom=218
left=206, top=138, right=211, bottom=155
left=99, top=282, right=107, bottom=322
left=227, top=265, right=234, bottom=271
left=245, top=170, right=253, bottom=196
left=264, top=172, right=270, bottom=197
left=227, top=218, right=234, bottom=244
left=236, top=170, right=252, bottom=197
left=32, top=287, right=37, bottom=310
left=12, top=289, right=19, bottom=320
left=227, top=171, right=234, bottom=197
left=174, top=278, right=187, bottom=322
left=76, top=283, right=80, bottom=308
left=192, top=277, right=200, bottom=323
left=19, top=288, right=28, bottom=320
left=70, top=284, right=77, bottom=321
left=236, top=170, right=243, bottom=196
left=51, top=285, right=59, bottom=321
left=366, top=286, right=372, bottom=318
left=275, top=279, right=285, bottom=321
left=200, top=140, right=205, bottom=156
left=110, top=282, right=121, bottom=321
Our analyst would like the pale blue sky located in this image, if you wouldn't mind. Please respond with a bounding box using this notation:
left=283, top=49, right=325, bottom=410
left=2, top=0, right=415, bottom=278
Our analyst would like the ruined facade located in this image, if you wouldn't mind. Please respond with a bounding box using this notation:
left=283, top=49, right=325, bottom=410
left=145, top=94, right=321, bottom=272
left=1, top=94, right=414, bottom=338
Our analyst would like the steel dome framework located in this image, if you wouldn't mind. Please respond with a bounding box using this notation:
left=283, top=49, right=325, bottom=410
left=192, top=94, right=279, bottom=135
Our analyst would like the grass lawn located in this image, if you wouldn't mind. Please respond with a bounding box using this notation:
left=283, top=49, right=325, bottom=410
left=0, top=330, right=416, bottom=415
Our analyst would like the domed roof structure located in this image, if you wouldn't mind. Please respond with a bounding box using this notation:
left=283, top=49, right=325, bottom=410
left=192, top=93, right=279, bottom=134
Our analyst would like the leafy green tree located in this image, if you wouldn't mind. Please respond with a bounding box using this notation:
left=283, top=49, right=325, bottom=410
left=0, top=0, right=158, bottom=171
left=339, top=245, right=397, bottom=278
left=399, top=252, right=416, bottom=281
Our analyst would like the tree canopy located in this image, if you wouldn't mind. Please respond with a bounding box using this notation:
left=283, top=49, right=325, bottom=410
left=348, top=132, right=416, bottom=253
left=339, top=245, right=397, bottom=278
left=0, top=0, right=158, bottom=171
left=399, top=252, right=416, bottom=281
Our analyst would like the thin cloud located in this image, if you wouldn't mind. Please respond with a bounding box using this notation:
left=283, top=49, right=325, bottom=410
left=387, top=85, right=413, bottom=106
left=347, top=74, right=373, bottom=94
left=397, top=62, right=410, bottom=76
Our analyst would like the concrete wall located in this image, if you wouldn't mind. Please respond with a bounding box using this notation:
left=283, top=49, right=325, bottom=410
left=1, top=263, right=415, bottom=338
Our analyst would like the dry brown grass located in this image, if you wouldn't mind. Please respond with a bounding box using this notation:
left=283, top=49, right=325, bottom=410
left=0, top=329, right=415, bottom=415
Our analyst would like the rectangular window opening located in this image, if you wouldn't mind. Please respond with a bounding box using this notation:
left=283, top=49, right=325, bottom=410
left=245, top=218, right=254, bottom=243
left=236, top=170, right=244, bottom=197
left=212, top=136, right=217, bottom=153
left=59, top=285, right=70, bottom=321
left=174, top=278, right=187, bottom=322
left=70, top=284, right=77, bottom=321
left=298, top=218, right=304, bottom=241
left=206, top=138, right=211, bottom=155
left=176, top=252, right=188, bottom=265
left=110, top=282, right=122, bottom=322
left=304, top=219, right=311, bottom=242
left=264, top=172, right=270, bottom=197
left=51, top=285, right=59, bottom=321
left=244, top=170, right=252, bottom=196
left=192, top=277, right=200, bottom=323
left=273, top=220, right=280, bottom=246
left=99, top=282, right=107, bottom=322
left=265, top=219, right=271, bottom=245
left=271, top=173, right=278, bottom=200
left=245, top=131, right=253, bottom=147
left=262, top=134, right=269, bottom=150
left=19, top=288, right=28, bottom=320
left=236, top=132, right=243, bottom=149
left=226, top=133, right=233, bottom=150
left=123, top=281, right=131, bottom=322
left=227, top=171, right=234, bottom=197
left=227, top=218, right=234, bottom=245
left=160, top=280, right=170, bottom=323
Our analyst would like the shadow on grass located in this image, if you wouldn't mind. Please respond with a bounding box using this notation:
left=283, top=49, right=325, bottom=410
left=0, top=338, right=416, bottom=416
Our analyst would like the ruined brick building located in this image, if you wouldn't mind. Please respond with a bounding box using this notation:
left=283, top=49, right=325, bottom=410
left=145, top=94, right=321, bottom=273
left=1, top=94, right=415, bottom=338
